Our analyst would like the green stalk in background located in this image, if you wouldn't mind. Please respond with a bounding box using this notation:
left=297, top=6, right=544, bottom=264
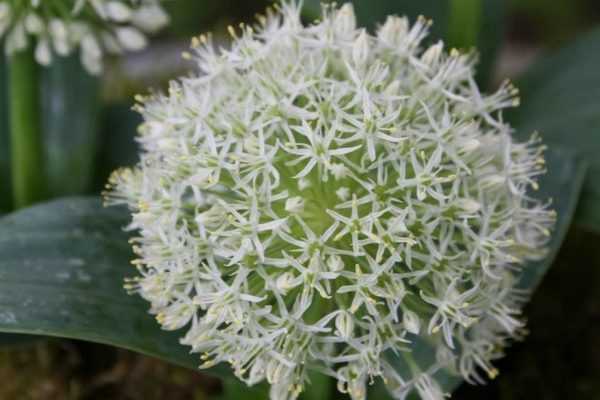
left=9, top=47, right=45, bottom=208
left=447, top=0, right=483, bottom=49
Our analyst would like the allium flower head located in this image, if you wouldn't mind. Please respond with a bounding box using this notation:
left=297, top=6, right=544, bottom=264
left=0, top=0, right=169, bottom=74
left=106, top=3, right=555, bottom=399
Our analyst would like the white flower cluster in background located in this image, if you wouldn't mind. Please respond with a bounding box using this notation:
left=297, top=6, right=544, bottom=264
left=0, top=0, right=169, bottom=74
left=107, top=3, right=555, bottom=400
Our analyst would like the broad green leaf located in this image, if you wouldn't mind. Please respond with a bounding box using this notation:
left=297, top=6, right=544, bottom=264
left=510, top=27, right=600, bottom=231
left=371, top=148, right=586, bottom=399
left=41, top=55, right=100, bottom=198
left=0, top=197, right=229, bottom=378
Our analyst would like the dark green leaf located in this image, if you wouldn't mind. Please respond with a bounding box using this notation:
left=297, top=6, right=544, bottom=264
left=0, top=197, right=229, bottom=378
left=372, top=148, right=586, bottom=398
left=41, top=55, right=101, bottom=197
left=510, top=27, right=600, bottom=231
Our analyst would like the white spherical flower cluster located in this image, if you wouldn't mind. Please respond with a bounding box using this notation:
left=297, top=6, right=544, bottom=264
left=0, top=0, right=169, bottom=74
left=106, top=3, right=555, bottom=400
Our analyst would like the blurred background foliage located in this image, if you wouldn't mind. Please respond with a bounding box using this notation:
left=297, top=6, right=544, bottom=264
left=1, top=0, right=600, bottom=399
left=508, top=0, right=600, bottom=46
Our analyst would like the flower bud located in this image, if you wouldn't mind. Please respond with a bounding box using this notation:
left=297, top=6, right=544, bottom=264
left=352, top=30, right=369, bottom=66
left=334, top=4, right=356, bottom=38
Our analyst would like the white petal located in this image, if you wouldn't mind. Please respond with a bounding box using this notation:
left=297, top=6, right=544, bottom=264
left=34, top=39, right=52, bottom=66
left=131, top=4, right=169, bottom=33
left=106, top=1, right=132, bottom=22
left=24, top=13, right=43, bottom=34
left=115, top=27, right=147, bottom=51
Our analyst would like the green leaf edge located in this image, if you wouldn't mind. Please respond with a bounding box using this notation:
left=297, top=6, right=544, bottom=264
left=0, top=197, right=229, bottom=378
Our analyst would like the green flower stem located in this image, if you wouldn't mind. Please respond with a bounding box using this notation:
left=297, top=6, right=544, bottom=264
left=9, top=47, right=45, bottom=208
left=447, top=0, right=482, bottom=49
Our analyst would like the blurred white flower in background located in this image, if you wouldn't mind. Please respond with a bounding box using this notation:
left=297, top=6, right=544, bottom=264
left=106, top=2, right=555, bottom=399
left=0, top=0, right=169, bottom=74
